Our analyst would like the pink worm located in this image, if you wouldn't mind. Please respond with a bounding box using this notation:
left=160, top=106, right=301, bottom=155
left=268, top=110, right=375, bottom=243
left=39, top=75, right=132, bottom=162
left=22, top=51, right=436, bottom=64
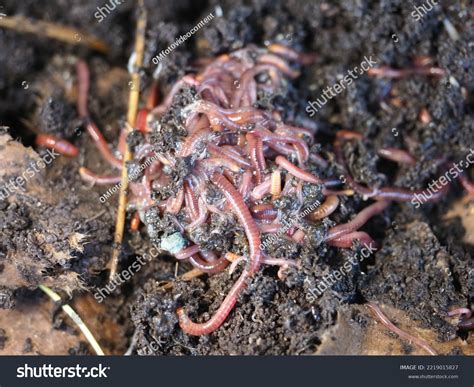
left=275, top=156, right=320, bottom=184
left=367, top=303, right=437, bottom=355
left=325, top=200, right=389, bottom=242
left=378, top=148, right=416, bottom=165
left=177, top=172, right=262, bottom=335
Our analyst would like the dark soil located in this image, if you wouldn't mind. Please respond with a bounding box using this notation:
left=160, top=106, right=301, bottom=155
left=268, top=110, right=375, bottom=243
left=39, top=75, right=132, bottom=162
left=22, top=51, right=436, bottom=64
left=0, top=0, right=472, bottom=355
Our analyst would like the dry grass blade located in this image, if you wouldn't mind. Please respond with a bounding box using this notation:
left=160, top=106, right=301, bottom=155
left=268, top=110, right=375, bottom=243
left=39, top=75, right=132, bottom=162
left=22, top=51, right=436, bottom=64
left=0, top=15, right=108, bottom=53
left=39, top=285, right=105, bottom=356
left=109, top=1, right=147, bottom=281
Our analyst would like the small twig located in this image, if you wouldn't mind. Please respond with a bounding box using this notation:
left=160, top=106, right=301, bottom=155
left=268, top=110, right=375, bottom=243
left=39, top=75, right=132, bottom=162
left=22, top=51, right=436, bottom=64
left=109, top=1, right=147, bottom=281
left=39, top=285, right=105, bottom=356
left=0, top=15, right=108, bottom=53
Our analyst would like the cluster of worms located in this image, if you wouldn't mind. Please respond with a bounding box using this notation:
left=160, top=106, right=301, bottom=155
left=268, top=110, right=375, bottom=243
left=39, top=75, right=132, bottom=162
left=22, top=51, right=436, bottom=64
left=32, top=44, right=474, bottom=337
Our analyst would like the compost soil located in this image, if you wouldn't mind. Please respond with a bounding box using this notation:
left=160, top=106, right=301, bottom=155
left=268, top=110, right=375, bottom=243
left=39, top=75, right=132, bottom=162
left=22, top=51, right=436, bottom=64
left=0, top=0, right=472, bottom=355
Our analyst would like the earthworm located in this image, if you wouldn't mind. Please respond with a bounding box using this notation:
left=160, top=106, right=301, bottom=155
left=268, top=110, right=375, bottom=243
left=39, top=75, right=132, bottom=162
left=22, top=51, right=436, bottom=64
left=76, top=60, right=90, bottom=119
left=166, top=188, right=184, bottom=214
left=368, top=65, right=446, bottom=78
left=177, top=269, right=251, bottom=335
left=232, top=64, right=282, bottom=107
left=366, top=303, right=437, bottom=355
left=309, top=195, right=339, bottom=221
left=258, top=223, right=283, bottom=233
left=291, top=229, right=306, bottom=243
left=79, top=167, right=122, bottom=185
left=271, top=169, right=282, bottom=198
left=275, top=155, right=320, bottom=184
left=378, top=147, right=416, bottom=165
left=325, top=200, right=389, bottom=242
left=239, top=169, right=254, bottom=199
left=85, top=121, right=123, bottom=169
left=76, top=62, right=122, bottom=167
left=135, top=108, right=150, bottom=132
left=459, top=318, right=474, bottom=331
left=448, top=308, right=472, bottom=319
left=247, top=133, right=266, bottom=183
left=210, top=172, right=262, bottom=274
left=335, top=135, right=450, bottom=202
left=419, top=108, right=432, bottom=125
left=130, top=212, right=141, bottom=231
left=251, top=203, right=278, bottom=220
left=251, top=178, right=272, bottom=200
left=175, top=245, right=202, bottom=261
left=207, top=142, right=251, bottom=169
left=186, top=199, right=209, bottom=230
left=200, top=249, right=218, bottom=262
left=252, top=128, right=310, bottom=160
left=458, top=174, right=474, bottom=196
left=200, top=157, right=242, bottom=173
left=35, top=133, right=79, bottom=157
left=257, top=54, right=300, bottom=78
left=327, top=231, right=376, bottom=248
left=184, top=180, right=200, bottom=218
left=267, top=43, right=316, bottom=65
left=188, top=254, right=229, bottom=274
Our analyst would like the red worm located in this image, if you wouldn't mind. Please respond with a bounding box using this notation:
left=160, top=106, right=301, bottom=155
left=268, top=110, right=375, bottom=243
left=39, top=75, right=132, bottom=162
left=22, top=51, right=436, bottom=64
left=177, top=172, right=262, bottom=336
left=459, top=318, right=474, bottom=331
left=239, top=169, right=254, bottom=199
left=257, top=54, right=300, bottom=78
left=327, top=231, right=376, bottom=248
left=188, top=254, right=229, bottom=274
left=366, top=303, right=437, bottom=355
left=76, top=60, right=90, bottom=119
left=325, top=200, right=389, bottom=242
left=175, top=245, right=201, bottom=260
left=179, top=128, right=210, bottom=157
left=130, top=211, right=141, bottom=231
left=419, top=108, right=432, bottom=125
left=86, top=121, right=123, bottom=169
left=79, top=167, right=122, bottom=185
left=35, top=133, right=79, bottom=157
left=207, top=143, right=251, bottom=169
left=177, top=269, right=250, bottom=336
left=378, top=148, right=416, bottom=165
left=268, top=43, right=316, bottom=65
left=166, top=188, right=184, bottom=214
left=448, top=308, right=472, bottom=319
left=335, top=136, right=450, bottom=202
left=246, top=133, right=266, bottom=183
left=251, top=178, right=272, bottom=200
left=458, top=174, right=474, bottom=196
left=309, top=195, right=339, bottom=221
left=252, top=128, right=310, bottom=161
left=211, top=172, right=262, bottom=274
left=368, top=65, right=446, bottom=78
left=135, top=108, right=150, bottom=132
left=275, top=155, right=320, bottom=184
left=184, top=180, right=200, bottom=219
left=250, top=203, right=278, bottom=220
